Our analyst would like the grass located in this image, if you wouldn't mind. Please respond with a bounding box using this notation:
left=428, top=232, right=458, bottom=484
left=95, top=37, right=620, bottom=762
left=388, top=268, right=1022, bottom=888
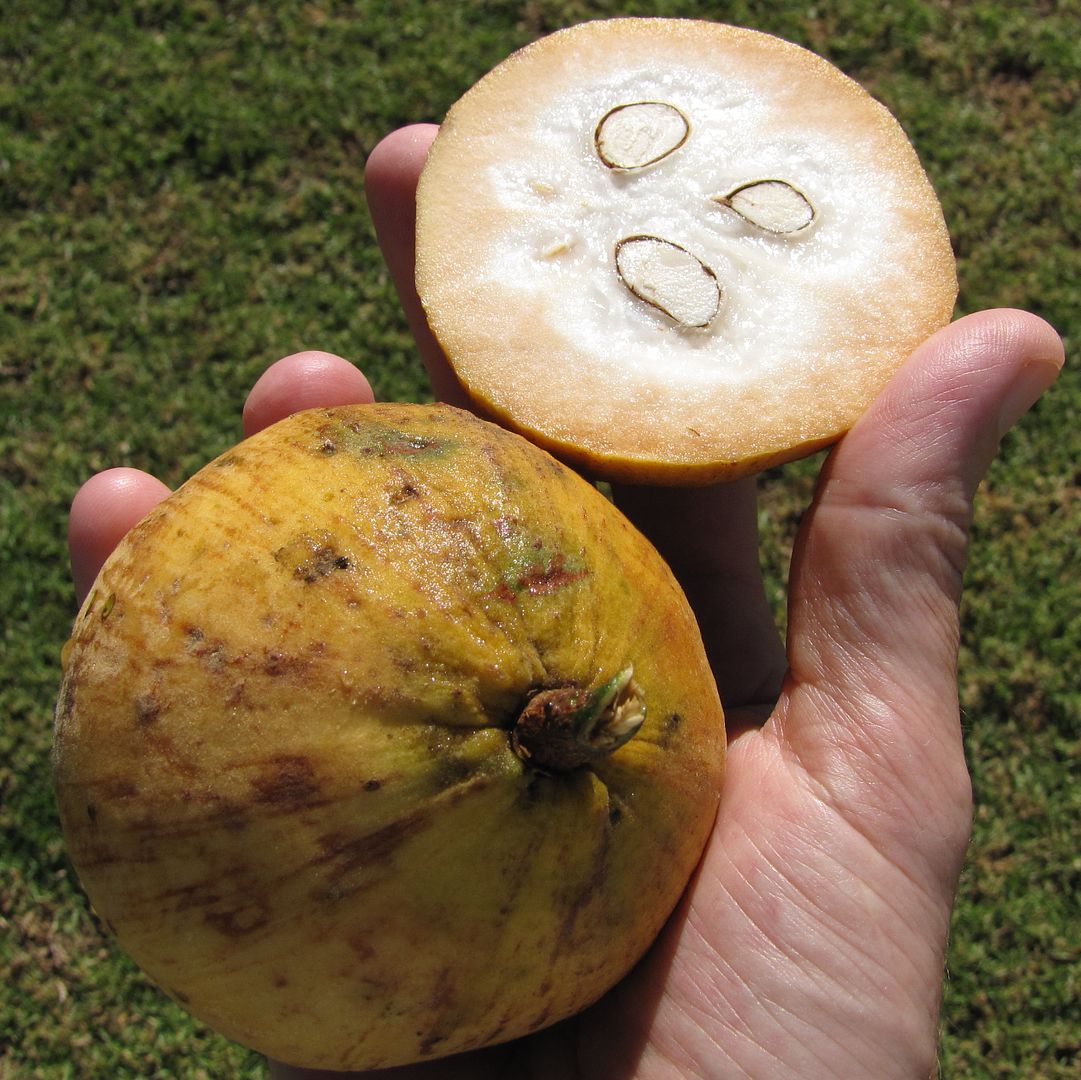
left=1, top=1, right=1077, bottom=1076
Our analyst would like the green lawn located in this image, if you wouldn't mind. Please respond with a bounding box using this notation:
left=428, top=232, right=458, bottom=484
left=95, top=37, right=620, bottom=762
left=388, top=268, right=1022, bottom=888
left=2, top=2, right=1078, bottom=1076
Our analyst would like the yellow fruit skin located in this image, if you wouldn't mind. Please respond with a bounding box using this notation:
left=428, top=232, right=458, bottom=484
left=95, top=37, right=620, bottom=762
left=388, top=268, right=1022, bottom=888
left=53, top=404, right=724, bottom=1070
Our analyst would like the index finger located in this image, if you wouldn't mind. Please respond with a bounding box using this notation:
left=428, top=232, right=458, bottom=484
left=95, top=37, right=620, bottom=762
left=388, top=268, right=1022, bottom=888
left=365, top=124, right=471, bottom=408
left=69, top=352, right=375, bottom=607
left=69, top=469, right=172, bottom=606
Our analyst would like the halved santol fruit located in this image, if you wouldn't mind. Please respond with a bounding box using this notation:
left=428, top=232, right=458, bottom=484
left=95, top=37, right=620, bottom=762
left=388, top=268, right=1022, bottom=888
left=415, top=18, right=958, bottom=484
left=54, top=403, right=724, bottom=1071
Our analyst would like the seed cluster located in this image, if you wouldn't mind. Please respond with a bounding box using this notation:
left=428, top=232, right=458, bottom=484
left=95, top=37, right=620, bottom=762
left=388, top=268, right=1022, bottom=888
left=596, top=101, right=817, bottom=328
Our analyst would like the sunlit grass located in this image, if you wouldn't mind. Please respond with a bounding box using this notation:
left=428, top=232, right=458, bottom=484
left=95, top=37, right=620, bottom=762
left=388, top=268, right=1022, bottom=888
left=2, top=2, right=1077, bottom=1075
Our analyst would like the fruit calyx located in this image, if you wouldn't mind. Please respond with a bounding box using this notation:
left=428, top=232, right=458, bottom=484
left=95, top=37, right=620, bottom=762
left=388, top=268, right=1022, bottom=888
left=511, top=667, right=645, bottom=771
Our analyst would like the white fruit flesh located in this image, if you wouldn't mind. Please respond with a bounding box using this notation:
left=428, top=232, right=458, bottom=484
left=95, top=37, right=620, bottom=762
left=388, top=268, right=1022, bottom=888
left=416, top=19, right=958, bottom=483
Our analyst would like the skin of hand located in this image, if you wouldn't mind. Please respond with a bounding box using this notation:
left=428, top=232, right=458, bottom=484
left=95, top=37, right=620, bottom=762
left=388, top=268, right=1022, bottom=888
left=67, top=125, right=1063, bottom=1080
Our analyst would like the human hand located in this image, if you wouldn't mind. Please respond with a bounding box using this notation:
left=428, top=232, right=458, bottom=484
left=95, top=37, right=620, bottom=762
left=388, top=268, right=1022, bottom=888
left=68, top=124, right=1063, bottom=1079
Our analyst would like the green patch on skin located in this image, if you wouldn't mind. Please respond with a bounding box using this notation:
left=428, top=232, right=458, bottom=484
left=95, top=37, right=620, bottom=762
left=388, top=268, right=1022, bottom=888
left=491, top=519, right=587, bottom=600
left=315, top=420, right=455, bottom=461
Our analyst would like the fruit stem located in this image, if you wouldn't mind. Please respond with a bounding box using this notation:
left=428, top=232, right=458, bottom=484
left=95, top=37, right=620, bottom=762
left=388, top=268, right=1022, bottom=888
left=511, top=667, right=645, bottom=771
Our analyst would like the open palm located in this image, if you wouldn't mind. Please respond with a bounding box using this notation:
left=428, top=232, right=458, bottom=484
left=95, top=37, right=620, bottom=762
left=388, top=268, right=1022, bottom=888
left=69, top=126, right=1062, bottom=1079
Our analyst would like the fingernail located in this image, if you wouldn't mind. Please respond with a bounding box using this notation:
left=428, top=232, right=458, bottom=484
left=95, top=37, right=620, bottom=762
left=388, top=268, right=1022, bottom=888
left=997, top=359, right=1062, bottom=439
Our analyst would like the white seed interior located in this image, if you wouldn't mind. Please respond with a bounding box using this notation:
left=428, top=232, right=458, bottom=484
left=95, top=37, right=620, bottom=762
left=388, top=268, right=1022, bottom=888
left=595, top=101, right=689, bottom=169
left=719, top=180, right=816, bottom=234
left=615, top=236, right=720, bottom=328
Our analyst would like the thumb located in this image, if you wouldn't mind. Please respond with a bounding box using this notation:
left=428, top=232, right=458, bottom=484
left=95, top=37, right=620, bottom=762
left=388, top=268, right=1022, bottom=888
left=777, top=309, right=1063, bottom=875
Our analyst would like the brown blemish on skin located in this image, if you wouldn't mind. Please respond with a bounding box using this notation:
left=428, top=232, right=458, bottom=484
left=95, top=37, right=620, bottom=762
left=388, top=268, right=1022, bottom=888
left=207, top=796, right=250, bottom=832
left=316, top=806, right=432, bottom=879
left=527, top=1003, right=552, bottom=1033
left=107, top=779, right=138, bottom=799
left=160, top=880, right=223, bottom=912
left=417, top=968, right=457, bottom=1055
left=418, top=1032, right=448, bottom=1056
left=187, top=638, right=226, bottom=673
left=659, top=712, right=683, bottom=748
left=143, top=731, right=198, bottom=780
left=555, top=830, right=611, bottom=951
left=429, top=967, right=455, bottom=1011
left=480, top=1006, right=517, bottom=1048
left=251, top=755, right=320, bottom=807
left=274, top=534, right=352, bottom=583
left=262, top=650, right=312, bottom=677
left=388, top=476, right=420, bottom=504
left=225, top=680, right=248, bottom=708
left=263, top=651, right=288, bottom=675
left=308, top=777, right=493, bottom=901
left=135, top=693, right=162, bottom=725
left=492, top=521, right=589, bottom=601
left=54, top=679, right=76, bottom=725
left=316, top=419, right=452, bottom=460
left=517, top=553, right=587, bottom=594
left=204, top=900, right=270, bottom=937
left=349, top=935, right=375, bottom=961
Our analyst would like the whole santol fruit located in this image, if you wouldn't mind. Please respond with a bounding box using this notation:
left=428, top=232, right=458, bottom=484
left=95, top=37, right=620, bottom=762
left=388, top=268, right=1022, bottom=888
left=54, top=403, right=725, bottom=1070
left=416, top=18, right=958, bottom=483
